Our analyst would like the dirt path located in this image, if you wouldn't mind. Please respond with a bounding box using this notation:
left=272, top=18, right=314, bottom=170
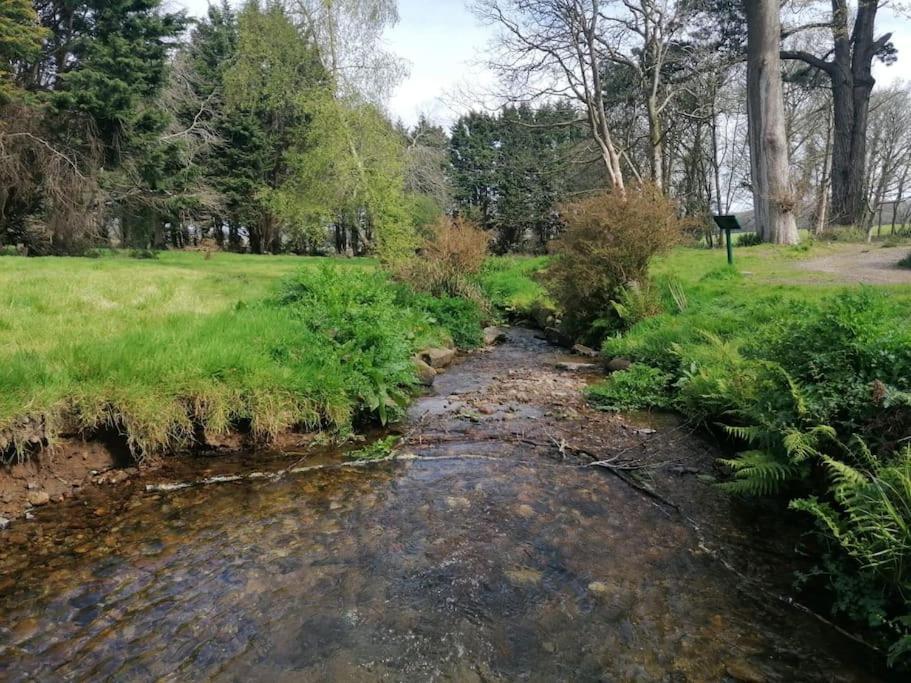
left=0, top=329, right=886, bottom=681
left=796, top=244, right=911, bottom=284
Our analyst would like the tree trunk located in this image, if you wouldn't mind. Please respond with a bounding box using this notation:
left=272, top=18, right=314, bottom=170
left=646, top=94, right=664, bottom=190
left=745, top=0, right=799, bottom=245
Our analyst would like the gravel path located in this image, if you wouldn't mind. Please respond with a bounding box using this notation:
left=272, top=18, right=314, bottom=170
left=796, top=244, right=911, bottom=284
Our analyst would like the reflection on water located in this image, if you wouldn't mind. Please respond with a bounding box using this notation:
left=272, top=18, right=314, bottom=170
left=0, top=455, right=872, bottom=681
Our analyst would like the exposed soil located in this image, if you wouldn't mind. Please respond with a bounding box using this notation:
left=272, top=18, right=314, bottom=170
left=796, top=244, right=911, bottom=284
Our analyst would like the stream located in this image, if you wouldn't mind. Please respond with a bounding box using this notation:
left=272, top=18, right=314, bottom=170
left=0, top=329, right=881, bottom=681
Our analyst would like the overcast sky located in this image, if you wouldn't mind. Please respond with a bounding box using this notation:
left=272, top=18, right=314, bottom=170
left=173, top=0, right=910, bottom=128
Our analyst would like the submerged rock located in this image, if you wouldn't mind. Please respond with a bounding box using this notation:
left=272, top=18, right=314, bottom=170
left=572, top=343, right=599, bottom=358
left=421, top=347, right=456, bottom=369
left=606, top=357, right=632, bottom=372
left=26, top=491, right=50, bottom=507
left=412, top=358, right=437, bottom=386
left=483, top=326, right=507, bottom=346
left=555, top=361, right=595, bottom=373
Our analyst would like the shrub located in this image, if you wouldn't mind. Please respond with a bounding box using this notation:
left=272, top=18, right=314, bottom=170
left=405, top=290, right=485, bottom=349
left=395, top=216, right=490, bottom=304
left=585, top=364, right=673, bottom=412
left=790, top=445, right=911, bottom=665
left=546, top=186, right=686, bottom=339
left=736, top=232, right=763, bottom=247
left=899, top=253, right=911, bottom=270
left=129, top=248, right=159, bottom=260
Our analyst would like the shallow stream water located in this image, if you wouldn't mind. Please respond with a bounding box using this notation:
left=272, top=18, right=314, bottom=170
left=0, top=330, right=880, bottom=681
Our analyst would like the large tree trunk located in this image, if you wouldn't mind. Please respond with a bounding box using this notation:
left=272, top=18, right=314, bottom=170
left=783, top=0, right=889, bottom=227
left=745, top=0, right=799, bottom=244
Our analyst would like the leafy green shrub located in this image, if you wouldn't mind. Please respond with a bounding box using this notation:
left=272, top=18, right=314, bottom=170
left=0, top=245, right=18, bottom=256
left=586, top=364, right=673, bottom=412
left=406, top=291, right=484, bottom=349
left=546, top=186, right=687, bottom=339
left=899, top=253, right=911, bottom=270
left=129, top=248, right=159, bottom=260
left=791, top=445, right=911, bottom=665
left=610, top=279, right=664, bottom=328
left=607, top=282, right=911, bottom=661
left=736, top=232, right=763, bottom=247
left=478, top=256, right=551, bottom=318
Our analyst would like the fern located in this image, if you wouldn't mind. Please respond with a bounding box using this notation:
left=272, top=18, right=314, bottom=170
left=718, top=450, right=803, bottom=496
left=791, top=449, right=911, bottom=593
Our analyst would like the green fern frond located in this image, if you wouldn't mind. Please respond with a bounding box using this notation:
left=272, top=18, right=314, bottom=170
left=722, top=423, right=766, bottom=445
left=782, top=425, right=837, bottom=462
left=718, top=450, right=800, bottom=496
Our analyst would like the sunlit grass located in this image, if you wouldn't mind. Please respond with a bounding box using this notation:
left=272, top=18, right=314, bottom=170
left=0, top=252, right=443, bottom=460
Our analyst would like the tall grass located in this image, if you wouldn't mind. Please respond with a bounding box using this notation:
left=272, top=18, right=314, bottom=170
left=0, top=254, right=464, bottom=460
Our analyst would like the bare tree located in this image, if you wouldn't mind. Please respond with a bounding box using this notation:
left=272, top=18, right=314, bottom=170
left=780, top=0, right=895, bottom=226
left=745, top=0, right=798, bottom=244
left=595, top=0, right=698, bottom=190
left=475, top=0, right=626, bottom=193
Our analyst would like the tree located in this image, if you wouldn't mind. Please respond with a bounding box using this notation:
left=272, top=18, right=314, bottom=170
left=223, top=0, right=327, bottom=253
left=0, top=0, right=48, bottom=102
left=476, top=0, right=626, bottom=193
left=744, top=0, right=798, bottom=244
left=781, top=0, right=896, bottom=226
left=596, top=0, right=702, bottom=190
left=450, top=104, right=587, bottom=252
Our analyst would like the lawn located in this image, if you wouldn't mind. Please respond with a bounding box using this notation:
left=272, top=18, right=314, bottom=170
left=0, top=252, right=460, bottom=459
left=0, top=251, right=372, bottom=356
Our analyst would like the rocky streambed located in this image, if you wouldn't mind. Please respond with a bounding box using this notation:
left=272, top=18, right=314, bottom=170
left=0, top=329, right=884, bottom=680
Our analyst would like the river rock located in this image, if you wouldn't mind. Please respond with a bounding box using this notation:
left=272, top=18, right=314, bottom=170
left=483, top=326, right=507, bottom=346
left=421, top=347, right=456, bottom=369
left=26, top=491, right=50, bottom=507
left=572, top=343, right=599, bottom=358
left=412, top=358, right=437, bottom=386
left=606, top=357, right=632, bottom=372
left=544, top=326, right=573, bottom=348
left=555, top=361, right=594, bottom=373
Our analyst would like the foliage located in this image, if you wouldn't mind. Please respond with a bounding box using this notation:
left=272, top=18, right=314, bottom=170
left=0, top=0, right=48, bottom=103
left=546, top=186, right=686, bottom=339
left=899, top=253, right=911, bottom=270
left=478, top=256, right=551, bottom=314
left=406, top=292, right=485, bottom=349
left=790, top=446, right=911, bottom=664
left=609, top=280, right=665, bottom=329
left=450, top=104, right=586, bottom=252
left=601, top=245, right=911, bottom=661
left=395, top=216, right=490, bottom=304
left=586, top=365, right=673, bottom=412
left=0, top=255, right=460, bottom=460
left=348, top=435, right=400, bottom=461
left=736, top=232, right=764, bottom=247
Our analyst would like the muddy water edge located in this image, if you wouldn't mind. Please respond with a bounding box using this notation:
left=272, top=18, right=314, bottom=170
left=0, top=328, right=887, bottom=681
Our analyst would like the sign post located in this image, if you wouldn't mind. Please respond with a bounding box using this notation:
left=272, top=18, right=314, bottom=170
left=712, top=215, right=742, bottom=266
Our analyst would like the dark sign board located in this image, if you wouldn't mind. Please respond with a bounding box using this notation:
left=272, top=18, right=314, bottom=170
left=713, top=215, right=742, bottom=232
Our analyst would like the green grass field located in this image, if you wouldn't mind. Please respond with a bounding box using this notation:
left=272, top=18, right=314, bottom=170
left=0, top=251, right=458, bottom=459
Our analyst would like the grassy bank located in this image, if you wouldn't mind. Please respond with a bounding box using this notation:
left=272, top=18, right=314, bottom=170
left=0, top=251, right=477, bottom=459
